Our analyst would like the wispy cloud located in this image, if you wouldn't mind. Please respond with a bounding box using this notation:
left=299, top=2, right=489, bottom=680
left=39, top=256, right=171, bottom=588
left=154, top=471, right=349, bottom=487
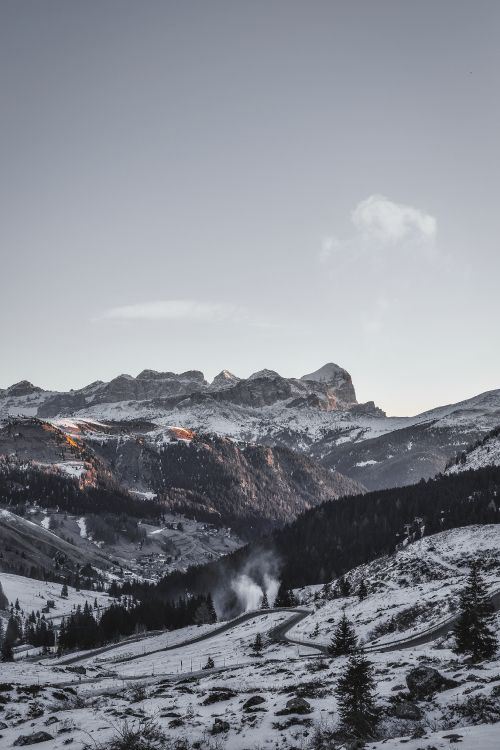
left=99, top=299, right=277, bottom=328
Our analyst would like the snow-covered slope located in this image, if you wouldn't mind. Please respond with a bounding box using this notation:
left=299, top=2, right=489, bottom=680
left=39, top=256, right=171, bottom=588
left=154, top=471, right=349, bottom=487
left=1, top=364, right=499, bottom=490
left=0, top=572, right=110, bottom=625
left=1, top=525, right=500, bottom=749
left=292, top=525, right=500, bottom=647
left=446, top=427, right=500, bottom=474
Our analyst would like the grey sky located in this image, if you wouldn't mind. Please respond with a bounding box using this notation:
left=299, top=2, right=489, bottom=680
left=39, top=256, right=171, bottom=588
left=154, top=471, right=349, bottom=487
left=1, top=1, right=499, bottom=415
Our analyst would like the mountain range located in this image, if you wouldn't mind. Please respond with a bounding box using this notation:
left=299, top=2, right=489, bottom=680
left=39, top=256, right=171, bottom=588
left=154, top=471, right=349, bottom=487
left=2, top=362, right=499, bottom=491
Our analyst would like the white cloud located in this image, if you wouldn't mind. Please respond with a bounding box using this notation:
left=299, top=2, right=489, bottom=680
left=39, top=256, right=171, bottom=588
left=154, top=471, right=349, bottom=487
left=351, top=194, right=436, bottom=244
left=99, top=299, right=277, bottom=328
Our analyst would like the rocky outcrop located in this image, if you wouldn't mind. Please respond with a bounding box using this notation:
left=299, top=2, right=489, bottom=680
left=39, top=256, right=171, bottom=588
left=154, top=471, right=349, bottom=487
left=2, top=362, right=360, bottom=416
left=389, top=701, right=423, bottom=720
left=13, top=732, right=54, bottom=746
left=5, top=381, right=43, bottom=397
left=406, top=666, right=459, bottom=699
left=210, top=370, right=241, bottom=390
left=301, top=362, right=357, bottom=405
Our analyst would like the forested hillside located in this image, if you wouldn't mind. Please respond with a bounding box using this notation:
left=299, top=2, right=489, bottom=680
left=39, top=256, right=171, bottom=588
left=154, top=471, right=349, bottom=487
left=149, top=465, right=500, bottom=610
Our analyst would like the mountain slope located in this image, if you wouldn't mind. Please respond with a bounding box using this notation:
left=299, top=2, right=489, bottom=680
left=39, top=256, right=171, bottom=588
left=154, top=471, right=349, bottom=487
left=446, top=426, right=500, bottom=474
left=0, top=418, right=363, bottom=539
left=1, top=364, right=499, bottom=490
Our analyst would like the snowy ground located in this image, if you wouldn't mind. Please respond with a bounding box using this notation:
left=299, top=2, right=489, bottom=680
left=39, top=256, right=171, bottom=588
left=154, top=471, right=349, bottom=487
left=292, top=525, right=500, bottom=647
left=447, top=430, right=500, bottom=474
left=0, top=526, right=500, bottom=748
left=0, top=573, right=110, bottom=626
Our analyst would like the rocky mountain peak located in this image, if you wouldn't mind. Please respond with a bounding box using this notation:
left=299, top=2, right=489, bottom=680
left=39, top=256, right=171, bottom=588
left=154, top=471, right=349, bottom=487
left=301, top=362, right=345, bottom=383
left=248, top=369, right=282, bottom=381
left=6, top=381, right=43, bottom=397
left=211, top=370, right=240, bottom=390
left=301, top=362, right=356, bottom=405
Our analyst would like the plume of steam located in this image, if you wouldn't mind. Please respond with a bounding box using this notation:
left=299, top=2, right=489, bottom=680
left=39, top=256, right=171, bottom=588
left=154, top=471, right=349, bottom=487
left=230, top=574, right=263, bottom=612
left=216, top=547, right=282, bottom=616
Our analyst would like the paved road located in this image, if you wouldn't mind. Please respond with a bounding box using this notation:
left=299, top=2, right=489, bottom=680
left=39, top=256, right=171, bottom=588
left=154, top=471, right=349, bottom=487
left=57, top=608, right=307, bottom=666
left=52, top=586, right=500, bottom=675
left=364, top=587, right=500, bottom=653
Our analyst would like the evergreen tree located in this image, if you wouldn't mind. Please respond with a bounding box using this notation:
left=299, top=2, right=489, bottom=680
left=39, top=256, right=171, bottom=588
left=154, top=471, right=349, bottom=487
left=274, top=581, right=298, bottom=608
left=0, top=580, right=8, bottom=610
left=1, top=615, right=19, bottom=661
left=453, top=562, right=498, bottom=661
left=328, top=611, right=358, bottom=656
left=335, top=652, right=377, bottom=737
left=339, top=577, right=351, bottom=597
left=260, top=590, right=269, bottom=609
left=252, top=632, right=263, bottom=654
left=206, top=594, right=217, bottom=623
left=358, top=580, right=368, bottom=601
left=203, top=656, right=214, bottom=670
left=61, top=583, right=68, bottom=599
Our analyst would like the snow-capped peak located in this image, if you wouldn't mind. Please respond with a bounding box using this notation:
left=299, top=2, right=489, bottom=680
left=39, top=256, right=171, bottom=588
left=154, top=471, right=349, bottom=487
left=211, top=370, right=241, bottom=389
left=247, top=369, right=281, bottom=381
left=300, top=362, right=346, bottom=384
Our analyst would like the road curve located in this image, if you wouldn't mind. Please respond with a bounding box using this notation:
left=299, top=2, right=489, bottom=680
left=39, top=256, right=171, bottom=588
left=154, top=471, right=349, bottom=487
left=53, top=586, right=500, bottom=671
left=57, top=608, right=312, bottom=666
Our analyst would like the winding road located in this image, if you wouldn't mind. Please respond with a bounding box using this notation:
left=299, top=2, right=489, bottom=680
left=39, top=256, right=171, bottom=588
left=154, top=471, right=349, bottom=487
left=52, top=587, right=500, bottom=676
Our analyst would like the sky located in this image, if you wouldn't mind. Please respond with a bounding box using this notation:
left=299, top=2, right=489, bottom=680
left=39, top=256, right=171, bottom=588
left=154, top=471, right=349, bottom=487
left=1, top=1, right=499, bottom=416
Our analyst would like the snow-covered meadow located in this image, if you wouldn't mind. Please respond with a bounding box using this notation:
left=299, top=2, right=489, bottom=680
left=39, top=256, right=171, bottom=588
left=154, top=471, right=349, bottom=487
left=0, top=526, right=500, bottom=748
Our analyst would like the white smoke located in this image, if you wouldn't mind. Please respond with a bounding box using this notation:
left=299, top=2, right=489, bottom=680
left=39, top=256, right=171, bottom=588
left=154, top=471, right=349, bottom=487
left=225, top=548, right=282, bottom=614
left=230, top=574, right=264, bottom=612
left=263, top=571, right=279, bottom=607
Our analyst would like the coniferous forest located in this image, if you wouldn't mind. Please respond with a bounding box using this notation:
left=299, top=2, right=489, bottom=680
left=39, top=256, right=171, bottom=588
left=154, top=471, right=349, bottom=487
left=150, top=465, right=500, bottom=604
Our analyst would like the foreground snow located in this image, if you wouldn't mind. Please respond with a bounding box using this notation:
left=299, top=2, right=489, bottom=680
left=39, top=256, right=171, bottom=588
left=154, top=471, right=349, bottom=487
left=0, top=526, right=500, bottom=748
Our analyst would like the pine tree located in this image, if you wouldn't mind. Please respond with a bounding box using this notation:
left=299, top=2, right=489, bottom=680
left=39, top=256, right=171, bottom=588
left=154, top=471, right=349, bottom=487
left=194, top=601, right=213, bottom=625
left=206, top=594, right=217, bottom=623
left=252, top=632, right=263, bottom=654
left=453, top=562, right=498, bottom=661
left=339, top=577, right=351, bottom=597
left=335, top=652, right=377, bottom=737
left=358, top=580, right=368, bottom=601
left=328, top=611, right=358, bottom=656
left=274, top=581, right=298, bottom=608
left=274, top=581, right=291, bottom=607
left=0, top=580, right=8, bottom=610
left=61, top=583, right=68, bottom=599
left=260, top=590, right=269, bottom=610
left=203, top=656, right=214, bottom=670
left=1, top=615, right=19, bottom=662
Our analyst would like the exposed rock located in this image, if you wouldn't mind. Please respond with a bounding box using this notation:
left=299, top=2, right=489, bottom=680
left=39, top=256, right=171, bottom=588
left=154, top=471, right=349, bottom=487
left=211, top=370, right=241, bottom=390
left=6, top=381, right=43, bottom=397
left=211, top=718, right=230, bottom=734
left=301, top=362, right=357, bottom=405
left=242, top=695, right=266, bottom=711
left=406, top=667, right=459, bottom=699
left=282, top=697, right=312, bottom=714
left=202, top=688, right=237, bottom=705
left=389, top=701, right=423, bottom=720
left=13, top=732, right=54, bottom=746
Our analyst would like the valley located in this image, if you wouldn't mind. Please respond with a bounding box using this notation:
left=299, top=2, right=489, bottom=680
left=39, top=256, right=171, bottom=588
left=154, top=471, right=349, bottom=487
left=1, top=363, right=500, bottom=749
